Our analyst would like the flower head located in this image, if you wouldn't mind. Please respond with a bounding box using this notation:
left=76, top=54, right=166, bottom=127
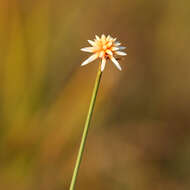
left=81, top=34, right=127, bottom=71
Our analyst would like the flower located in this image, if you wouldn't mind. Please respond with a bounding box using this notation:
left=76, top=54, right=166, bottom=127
left=81, top=34, right=127, bottom=71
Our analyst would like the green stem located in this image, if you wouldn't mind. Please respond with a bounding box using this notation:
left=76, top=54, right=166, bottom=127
left=69, top=67, right=102, bottom=190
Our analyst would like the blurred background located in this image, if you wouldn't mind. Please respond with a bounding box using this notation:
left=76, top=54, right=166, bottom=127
left=1, top=0, right=190, bottom=189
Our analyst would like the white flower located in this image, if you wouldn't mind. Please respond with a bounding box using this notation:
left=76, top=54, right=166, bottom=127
left=81, top=34, right=127, bottom=71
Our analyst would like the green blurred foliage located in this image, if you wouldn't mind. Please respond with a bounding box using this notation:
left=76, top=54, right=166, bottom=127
left=0, top=0, right=190, bottom=189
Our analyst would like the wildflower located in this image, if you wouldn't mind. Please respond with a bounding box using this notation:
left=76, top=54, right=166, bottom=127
left=81, top=34, right=127, bottom=71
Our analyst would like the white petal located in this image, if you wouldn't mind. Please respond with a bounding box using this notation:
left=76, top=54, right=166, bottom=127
left=81, top=54, right=98, bottom=66
left=114, top=42, right=121, bottom=46
left=111, top=47, right=120, bottom=51
left=101, top=34, right=106, bottom=43
left=95, top=35, right=100, bottom=40
left=99, top=51, right=104, bottom=58
left=106, top=49, right=113, bottom=56
left=111, top=56, right=122, bottom=71
left=80, top=47, right=95, bottom=53
left=88, top=40, right=95, bottom=46
left=106, top=35, right=111, bottom=40
left=118, top=46, right=126, bottom=50
left=115, top=51, right=127, bottom=56
left=101, top=34, right=106, bottom=40
left=101, top=58, right=106, bottom=71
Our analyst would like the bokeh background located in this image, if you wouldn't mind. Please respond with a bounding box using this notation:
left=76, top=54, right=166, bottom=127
left=1, top=0, right=190, bottom=189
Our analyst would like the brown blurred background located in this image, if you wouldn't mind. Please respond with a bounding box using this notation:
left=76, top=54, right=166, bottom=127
left=0, top=0, right=190, bottom=189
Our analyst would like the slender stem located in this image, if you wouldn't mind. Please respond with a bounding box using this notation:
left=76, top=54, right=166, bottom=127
left=69, top=67, right=102, bottom=190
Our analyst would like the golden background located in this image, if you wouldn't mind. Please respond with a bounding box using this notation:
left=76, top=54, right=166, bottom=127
left=0, top=0, right=190, bottom=189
